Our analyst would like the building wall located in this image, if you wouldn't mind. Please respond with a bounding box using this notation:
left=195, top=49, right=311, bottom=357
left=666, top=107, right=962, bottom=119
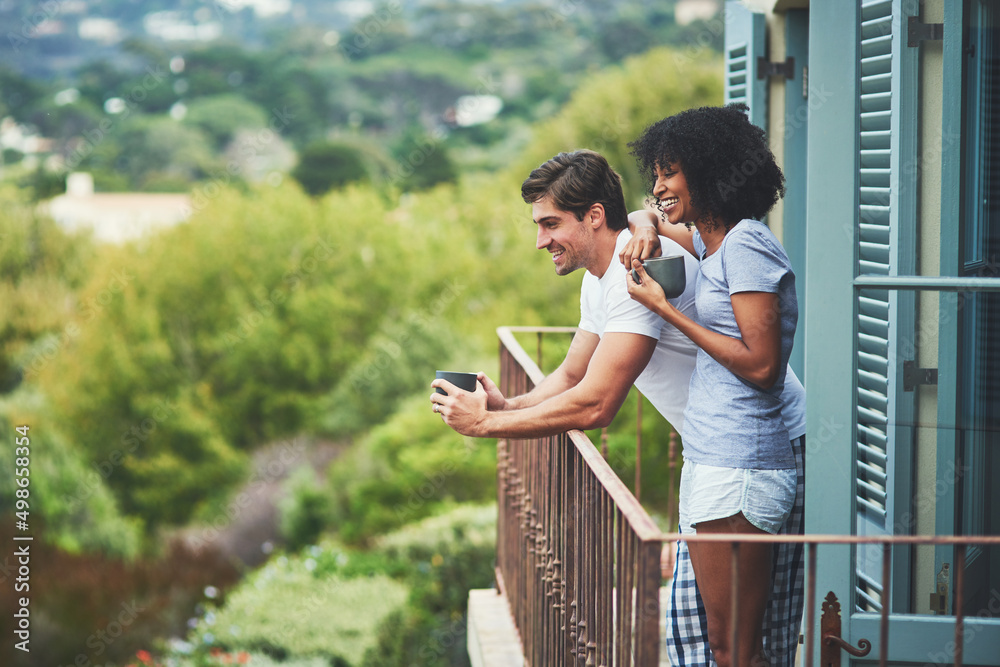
left=913, top=0, right=944, bottom=615
left=765, top=10, right=787, bottom=242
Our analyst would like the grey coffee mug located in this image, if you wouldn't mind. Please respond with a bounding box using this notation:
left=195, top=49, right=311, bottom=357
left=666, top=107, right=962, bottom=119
left=631, top=254, right=687, bottom=298
left=435, top=371, right=479, bottom=395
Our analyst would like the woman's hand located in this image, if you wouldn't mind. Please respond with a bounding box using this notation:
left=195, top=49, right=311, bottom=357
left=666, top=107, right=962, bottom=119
left=621, top=210, right=662, bottom=267
left=626, top=258, right=672, bottom=316
left=620, top=225, right=662, bottom=267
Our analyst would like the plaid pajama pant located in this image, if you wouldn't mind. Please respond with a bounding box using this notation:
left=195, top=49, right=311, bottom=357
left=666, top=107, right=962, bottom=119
left=666, top=435, right=806, bottom=667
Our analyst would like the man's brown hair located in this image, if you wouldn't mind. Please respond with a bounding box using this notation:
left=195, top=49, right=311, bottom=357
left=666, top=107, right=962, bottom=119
left=521, top=150, right=628, bottom=231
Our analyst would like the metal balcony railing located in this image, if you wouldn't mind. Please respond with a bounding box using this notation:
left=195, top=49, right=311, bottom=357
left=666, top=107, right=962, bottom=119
left=497, top=326, right=664, bottom=666
left=494, top=326, right=1000, bottom=667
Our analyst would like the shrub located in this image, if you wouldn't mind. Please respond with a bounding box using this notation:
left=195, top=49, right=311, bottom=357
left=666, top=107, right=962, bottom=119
left=279, top=465, right=332, bottom=551
left=185, top=550, right=408, bottom=666
left=362, top=505, right=497, bottom=667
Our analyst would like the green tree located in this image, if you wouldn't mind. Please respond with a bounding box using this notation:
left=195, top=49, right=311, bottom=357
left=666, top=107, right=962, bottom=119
left=182, top=94, right=269, bottom=149
left=598, top=17, right=657, bottom=61
left=84, top=114, right=219, bottom=191
left=0, top=186, right=94, bottom=391
left=75, top=59, right=132, bottom=111
left=0, top=389, right=141, bottom=557
left=292, top=141, right=369, bottom=195
left=16, top=164, right=66, bottom=200
left=35, top=183, right=401, bottom=527
left=390, top=133, right=458, bottom=192
left=0, top=66, right=46, bottom=123
left=181, top=44, right=266, bottom=98
left=3, top=148, right=24, bottom=164
left=362, top=506, right=496, bottom=667
left=28, top=99, right=105, bottom=149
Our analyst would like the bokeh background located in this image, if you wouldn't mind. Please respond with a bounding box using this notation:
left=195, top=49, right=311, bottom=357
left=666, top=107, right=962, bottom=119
left=0, top=1, right=723, bottom=665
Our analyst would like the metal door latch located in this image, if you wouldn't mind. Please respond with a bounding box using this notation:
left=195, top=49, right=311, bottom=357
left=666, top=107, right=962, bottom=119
left=821, top=591, right=873, bottom=667
left=930, top=563, right=950, bottom=615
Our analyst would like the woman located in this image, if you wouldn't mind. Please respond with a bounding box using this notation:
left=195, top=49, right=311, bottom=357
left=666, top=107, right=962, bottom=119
left=623, top=104, right=802, bottom=667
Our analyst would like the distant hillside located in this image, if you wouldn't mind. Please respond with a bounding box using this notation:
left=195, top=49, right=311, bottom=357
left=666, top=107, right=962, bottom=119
left=0, top=0, right=722, bottom=193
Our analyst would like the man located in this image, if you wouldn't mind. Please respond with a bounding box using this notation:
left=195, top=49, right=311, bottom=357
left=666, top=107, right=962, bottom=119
left=430, top=149, right=805, bottom=667
left=430, top=149, right=698, bottom=440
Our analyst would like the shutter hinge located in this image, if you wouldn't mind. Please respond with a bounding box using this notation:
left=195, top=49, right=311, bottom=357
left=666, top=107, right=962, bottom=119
left=907, top=16, right=943, bottom=47
left=756, top=56, right=795, bottom=80
left=903, top=360, right=938, bottom=391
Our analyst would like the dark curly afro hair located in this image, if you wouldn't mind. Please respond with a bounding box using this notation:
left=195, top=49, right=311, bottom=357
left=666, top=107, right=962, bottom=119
left=628, top=103, right=785, bottom=230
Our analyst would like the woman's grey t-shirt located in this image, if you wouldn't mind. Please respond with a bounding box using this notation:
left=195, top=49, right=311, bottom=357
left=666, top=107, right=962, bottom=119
left=682, top=219, right=799, bottom=469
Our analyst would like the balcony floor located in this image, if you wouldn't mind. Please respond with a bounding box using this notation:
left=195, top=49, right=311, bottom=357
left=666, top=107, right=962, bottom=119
left=467, top=587, right=672, bottom=666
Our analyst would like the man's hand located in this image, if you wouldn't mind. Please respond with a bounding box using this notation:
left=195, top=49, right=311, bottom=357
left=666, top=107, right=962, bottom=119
left=477, top=372, right=507, bottom=410
left=430, top=379, right=490, bottom=436
left=430, top=331, right=655, bottom=439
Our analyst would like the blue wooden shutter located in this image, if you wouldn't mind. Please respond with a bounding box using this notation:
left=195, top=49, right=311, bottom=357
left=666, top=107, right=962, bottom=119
left=724, top=0, right=767, bottom=129
left=854, top=0, right=918, bottom=613
left=856, top=0, right=893, bottom=530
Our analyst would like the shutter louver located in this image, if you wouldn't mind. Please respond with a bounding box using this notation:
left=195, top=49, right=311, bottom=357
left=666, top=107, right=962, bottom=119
left=856, top=0, right=894, bottom=527
left=724, top=1, right=767, bottom=129
left=854, top=0, right=911, bottom=615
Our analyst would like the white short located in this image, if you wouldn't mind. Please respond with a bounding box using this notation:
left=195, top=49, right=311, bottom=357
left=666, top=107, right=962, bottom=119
left=678, top=458, right=796, bottom=535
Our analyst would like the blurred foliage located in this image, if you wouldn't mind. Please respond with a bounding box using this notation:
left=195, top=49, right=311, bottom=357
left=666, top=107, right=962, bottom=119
left=372, top=504, right=496, bottom=615
left=2, top=1, right=723, bottom=194
left=0, top=186, right=95, bottom=391
left=36, top=183, right=362, bottom=527
left=389, top=130, right=459, bottom=192
left=0, top=519, right=241, bottom=667
left=317, top=314, right=457, bottom=437
left=326, top=396, right=496, bottom=546
left=361, top=505, right=497, bottom=667
left=182, top=94, right=269, bottom=150
left=16, top=164, right=68, bottom=199
left=0, top=65, right=44, bottom=123
left=183, top=550, right=408, bottom=666
left=278, top=465, right=330, bottom=552
left=18, top=46, right=718, bottom=535
left=169, top=505, right=495, bottom=667
left=510, top=47, right=723, bottom=206
left=75, top=114, right=221, bottom=192
left=291, top=140, right=369, bottom=195
left=0, top=388, right=142, bottom=556
left=180, top=46, right=332, bottom=147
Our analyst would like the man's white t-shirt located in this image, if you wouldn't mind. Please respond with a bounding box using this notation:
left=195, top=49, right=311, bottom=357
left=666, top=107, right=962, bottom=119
left=576, top=229, right=806, bottom=441
left=578, top=230, right=699, bottom=432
